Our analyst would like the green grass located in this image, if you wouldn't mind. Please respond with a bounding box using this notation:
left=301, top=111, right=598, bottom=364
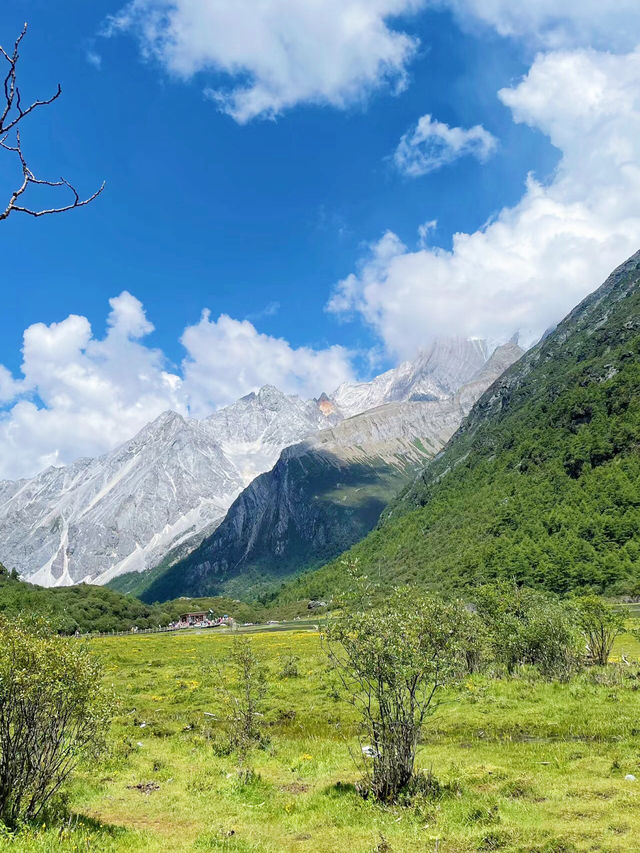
left=3, top=627, right=640, bottom=852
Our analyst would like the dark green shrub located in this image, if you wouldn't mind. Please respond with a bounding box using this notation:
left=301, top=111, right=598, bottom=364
left=324, top=588, right=465, bottom=803
left=575, top=595, right=625, bottom=665
left=474, top=583, right=579, bottom=678
left=0, top=617, right=113, bottom=827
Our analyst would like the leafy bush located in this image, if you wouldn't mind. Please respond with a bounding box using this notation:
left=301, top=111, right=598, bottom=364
left=473, top=583, right=579, bottom=678
left=324, top=588, right=465, bottom=803
left=459, top=606, right=491, bottom=674
left=575, top=595, right=625, bottom=665
left=0, top=617, right=113, bottom=827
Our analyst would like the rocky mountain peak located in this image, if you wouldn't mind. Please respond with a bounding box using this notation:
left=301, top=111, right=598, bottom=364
left=316, top=392, right=337, bottom=416
left=331, top=336, right=491, bottom=418
left=256, top=384, right=290, bottom=404
left=142, top=336, right=524, bottom=603
left=237, top=384, right=291, bottom=409
left=122, top=409, right=188, bottom=449
left=0, top=382, right=344, bottom=587
left=0, top=333, right=524, bottom=589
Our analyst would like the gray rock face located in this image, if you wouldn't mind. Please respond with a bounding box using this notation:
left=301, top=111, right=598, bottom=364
left=0, top=338, right=521, bottom=589
left=139, top=342, right=522, bottom=602
left=0, top=390, right=335, bottom=586
left=201, top=385, right=341, bottom=483
left=332, top=338, right=489, bottom=417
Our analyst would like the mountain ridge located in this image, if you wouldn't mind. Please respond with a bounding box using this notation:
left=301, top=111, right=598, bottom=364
left=0, top=388, right=336, bottom=585
left=134, top=341, right=522, bottom=603
left=0, top=336, right=515, bottom=588
left=273, top=250, right=640, bottom=604
left=332, top=337, right=489, bottom=417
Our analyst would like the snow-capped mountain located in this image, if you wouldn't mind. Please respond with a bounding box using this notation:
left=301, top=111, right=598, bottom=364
left=0, top=388, right=336, bottom=586
left=332, top=338, right=488, bottom=417
left=136, top=341, right=523, bottom=603
left=201, top=384, right=341, bottom=483
left=0, top=337, right=520, bottom=588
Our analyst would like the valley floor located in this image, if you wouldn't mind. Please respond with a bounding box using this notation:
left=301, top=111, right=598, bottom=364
left=4, top=628, right=640, bottom=853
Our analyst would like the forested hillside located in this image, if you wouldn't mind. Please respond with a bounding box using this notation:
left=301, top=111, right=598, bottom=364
left=276, top=251, right=640, bottom=603
left=0, top=563, right=260, bottom=633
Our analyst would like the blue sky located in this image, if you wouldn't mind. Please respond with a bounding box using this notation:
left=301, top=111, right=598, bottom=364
left=1, top=0, right=639, bottom=478
left=0, top=1, right=551, bottom=369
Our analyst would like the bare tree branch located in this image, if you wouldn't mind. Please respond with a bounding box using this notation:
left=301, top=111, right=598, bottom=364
left=0, top=23, right=104, bottom=222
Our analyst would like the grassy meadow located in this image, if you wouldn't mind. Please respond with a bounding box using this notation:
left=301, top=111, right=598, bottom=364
left=3, top=625, right=640, bottom=853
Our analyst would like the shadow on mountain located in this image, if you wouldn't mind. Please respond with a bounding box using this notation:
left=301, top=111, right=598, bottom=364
left=140, top=448, right=415, bottom=603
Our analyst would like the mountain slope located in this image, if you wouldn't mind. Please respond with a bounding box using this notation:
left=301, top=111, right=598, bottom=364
left=137, top=342, right=521, bottom=603
left=0, top=388, right=336, bottom=586
left=276, top=251, right=640, bottom=603
left=200, top=384, right=341, bottom=481
left=0, top=337, right=503, bottom=589
left=332, top=337, right=489, bottom=416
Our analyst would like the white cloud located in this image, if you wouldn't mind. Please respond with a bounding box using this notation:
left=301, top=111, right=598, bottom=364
left=105, top=0, right=640, bottom=122
left=0, top=293, right=184, bottom=480
left=418, top=219, right=438, bottom=247
left=82, top=37, right=103, bottom=69
left=329, top=47, right=640, bottom=359
left=393, top=114, right=497, bottom=176
left=85, top=49, right=102, bottom=69
left=105, top=0, right=424, bottom=122
left=442, top=0, right=640, bottom=50
left=181, top=312, right=354, bottom=418
left=0, top=366, right=22, bottom=404
left=0, top=297, right=354, bottom=480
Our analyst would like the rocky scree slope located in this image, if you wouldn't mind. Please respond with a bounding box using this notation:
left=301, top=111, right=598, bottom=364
left=0, top=388, right=337, bottom=586
left=136, top=342, right=521, bottom=603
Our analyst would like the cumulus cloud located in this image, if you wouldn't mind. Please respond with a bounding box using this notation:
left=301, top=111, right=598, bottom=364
left=329, top=47, right=640, bottom=358
left=105, top=0, right=424, bottom=122
left=0, top=297, right=354, bottom=480
left=181, top=312, right=354, bottom=417
left=104, top=0, right=640, bottom=125
left=0, top=293, right=184, bottom=480
left=0, top=367, right=22, bottom=405
left=393, top=114, right=497, bottom=176
left=441, top=0, right=640, bottom=50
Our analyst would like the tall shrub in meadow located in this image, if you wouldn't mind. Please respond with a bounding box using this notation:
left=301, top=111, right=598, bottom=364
left=324, top=588, right=465, bottom=802
left=575, top=595, right=625, bottom=665
left=0, top=617, right=113, bottom=827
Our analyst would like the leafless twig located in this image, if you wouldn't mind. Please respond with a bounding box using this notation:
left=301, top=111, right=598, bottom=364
left=0, top=23, right=104, bottom=222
